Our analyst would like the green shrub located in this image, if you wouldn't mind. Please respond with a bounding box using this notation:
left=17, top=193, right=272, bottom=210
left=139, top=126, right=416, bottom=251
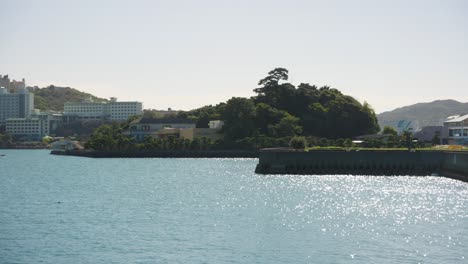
left=289, top=136, right=307, bottom=149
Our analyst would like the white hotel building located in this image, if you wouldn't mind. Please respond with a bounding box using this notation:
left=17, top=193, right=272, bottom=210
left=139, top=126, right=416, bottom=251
left=63, top=97, right=143, bottom=122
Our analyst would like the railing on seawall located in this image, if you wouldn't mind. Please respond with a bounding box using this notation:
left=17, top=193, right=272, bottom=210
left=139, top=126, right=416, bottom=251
left=255, top=149, right=468, bottom=182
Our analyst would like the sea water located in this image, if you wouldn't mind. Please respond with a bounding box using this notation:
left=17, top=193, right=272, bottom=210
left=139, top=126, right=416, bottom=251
left=0, top=150, right=467, bottom=263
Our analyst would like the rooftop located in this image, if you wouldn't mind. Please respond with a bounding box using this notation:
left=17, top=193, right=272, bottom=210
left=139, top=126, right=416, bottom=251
left=444, top=114, right=468, bottom=123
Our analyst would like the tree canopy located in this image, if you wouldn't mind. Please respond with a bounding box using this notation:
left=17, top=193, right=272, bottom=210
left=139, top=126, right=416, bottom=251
left=85, top=67, right=381, bottom=150
left=179, top=68, right=380, bottom=143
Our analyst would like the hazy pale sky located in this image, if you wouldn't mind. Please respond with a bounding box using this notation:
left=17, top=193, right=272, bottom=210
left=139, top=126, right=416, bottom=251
left=1, top=0, right=467, bottom=113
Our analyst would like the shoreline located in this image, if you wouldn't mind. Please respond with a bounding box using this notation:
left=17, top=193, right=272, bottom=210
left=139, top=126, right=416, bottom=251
left=50, top=149, right=259, bottom=158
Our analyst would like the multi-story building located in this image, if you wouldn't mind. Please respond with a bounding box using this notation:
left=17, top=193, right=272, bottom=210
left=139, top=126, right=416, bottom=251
left=0, top=74, right=26, bottom=90
left=5, top=110, right=63, bottom=141
left=444, top=114, right=468, bottom=145
left=5, top=117, right=49, bottom=141
left=0, top=87, right=34, bottom=125
left=107, top=97, right=143, bottom=121
left=63, top=97, right=142, bottom=122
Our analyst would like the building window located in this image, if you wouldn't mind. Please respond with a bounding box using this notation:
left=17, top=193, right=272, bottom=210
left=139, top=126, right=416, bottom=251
left=450, top=129, right=462, bottom=137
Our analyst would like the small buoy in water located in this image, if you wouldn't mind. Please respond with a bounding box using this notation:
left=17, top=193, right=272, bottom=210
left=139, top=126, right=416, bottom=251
left=57, top=201, right=61, bottom=204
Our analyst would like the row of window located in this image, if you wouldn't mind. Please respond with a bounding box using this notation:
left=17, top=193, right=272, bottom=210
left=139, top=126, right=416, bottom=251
left=448, top=128, right=468, bottom=137
left=7, top=124, right=42, bottom=127
left=7, top=121, right=43, bottom=124
left=7, top=129, right=41, bottom=133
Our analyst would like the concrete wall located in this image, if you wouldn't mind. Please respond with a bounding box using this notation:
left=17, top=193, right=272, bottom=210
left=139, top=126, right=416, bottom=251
left=255, top=150, right=468, bottom=182
left=442, top=152, right=468, bottom=181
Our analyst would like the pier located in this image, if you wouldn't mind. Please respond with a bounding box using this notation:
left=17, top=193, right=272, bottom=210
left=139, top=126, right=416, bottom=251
left=255, top=150, right=468, bottom=182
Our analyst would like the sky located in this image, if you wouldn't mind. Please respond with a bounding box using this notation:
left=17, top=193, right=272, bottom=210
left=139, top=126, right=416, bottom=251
left=1, top=0, right=467, bottom=113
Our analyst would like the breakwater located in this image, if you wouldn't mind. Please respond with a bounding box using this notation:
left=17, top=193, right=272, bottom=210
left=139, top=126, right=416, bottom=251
left=255, top=150, right=468, bottom=182
left=51, top=149, right=258, bottom=158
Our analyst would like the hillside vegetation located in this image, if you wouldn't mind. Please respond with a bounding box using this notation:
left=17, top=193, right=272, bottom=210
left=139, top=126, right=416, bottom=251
left=28, top=85, right=108, bottom=111
left=87, top=68, right=381, bottom=151
left=377, top=100, right=468, bottom=129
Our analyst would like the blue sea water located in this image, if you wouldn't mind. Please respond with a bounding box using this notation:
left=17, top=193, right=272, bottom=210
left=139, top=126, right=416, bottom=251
left=0, top=150, right=467, bottom=264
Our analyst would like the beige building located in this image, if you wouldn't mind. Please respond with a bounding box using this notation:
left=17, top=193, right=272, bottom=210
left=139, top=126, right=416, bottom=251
left=179, top=128, right=223, bottom=141
left=124, top=118, right=224, bottom=142
left=125, top=118, right=196, bottom=141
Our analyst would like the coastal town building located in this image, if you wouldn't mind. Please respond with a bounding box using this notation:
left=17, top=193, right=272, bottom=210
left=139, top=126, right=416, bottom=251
left=208, top=120, right=224, bottom=129
left=0, top=74, right=26, bottom=91
left=124, top=118, right=196, bottom=141
left=5, top=110, right=64, bottom=141
left=5, top=117, right=49, bottom=141
left=396, top=120, right=418, bottom=135
left=444, top=114, right=468, bottom=145
left=123, top=117, right=224, bottom=142
left=413, top=126, right=443, bottom=143
left=63, top=97, right=143, bottom=122
left=179, top=128, right=223, bottom=141
left=0, top=87, right=34, bottom=125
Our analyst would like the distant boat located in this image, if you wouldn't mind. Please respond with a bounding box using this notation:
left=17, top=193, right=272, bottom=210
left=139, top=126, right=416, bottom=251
left=0, top=154, right=5, bottom=157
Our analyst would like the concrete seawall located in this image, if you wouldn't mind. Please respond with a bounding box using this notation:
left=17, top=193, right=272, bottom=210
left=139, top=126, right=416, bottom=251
left=255, top=150, right=468, bottom=182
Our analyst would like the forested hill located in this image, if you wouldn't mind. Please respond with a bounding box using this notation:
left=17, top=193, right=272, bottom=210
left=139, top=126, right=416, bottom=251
left=180, top=68, right=380, bottom=140
left=27, top=85, right=108, bottom=111
left=377, top=100, right=468, bottom=129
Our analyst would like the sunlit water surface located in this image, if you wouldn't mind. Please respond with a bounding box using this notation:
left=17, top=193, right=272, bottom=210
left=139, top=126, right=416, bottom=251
left=0, top=150, right=467, bottom=263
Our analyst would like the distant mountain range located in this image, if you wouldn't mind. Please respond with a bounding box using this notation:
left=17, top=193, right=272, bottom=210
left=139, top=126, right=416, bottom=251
left=377, top=99, right=468, bottom=130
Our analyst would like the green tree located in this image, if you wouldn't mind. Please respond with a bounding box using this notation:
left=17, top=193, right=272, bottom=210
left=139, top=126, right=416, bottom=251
left=256, top=67, right=289, bottom=89
left=221, top=97, right=257, bottom=140
left=343, top=138, right=354, bottom=148
left=85, top=123, right=134, bottom=151
left=402, top=130, right=413, bottom=150
left=432, top=133, right=441, bottom=145
left=382, top=126, right=398, bottom=136
left=269, top=114, right=302, bottom=137
left=289, top=136, right=307, bottom=149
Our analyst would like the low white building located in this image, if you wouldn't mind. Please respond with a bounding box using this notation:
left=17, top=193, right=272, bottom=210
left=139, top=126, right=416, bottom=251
left=63, top=97, right=142, bottom=122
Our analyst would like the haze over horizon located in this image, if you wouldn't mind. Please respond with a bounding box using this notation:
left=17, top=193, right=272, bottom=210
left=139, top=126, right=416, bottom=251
left=1, top=0, right=467, bottom=114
